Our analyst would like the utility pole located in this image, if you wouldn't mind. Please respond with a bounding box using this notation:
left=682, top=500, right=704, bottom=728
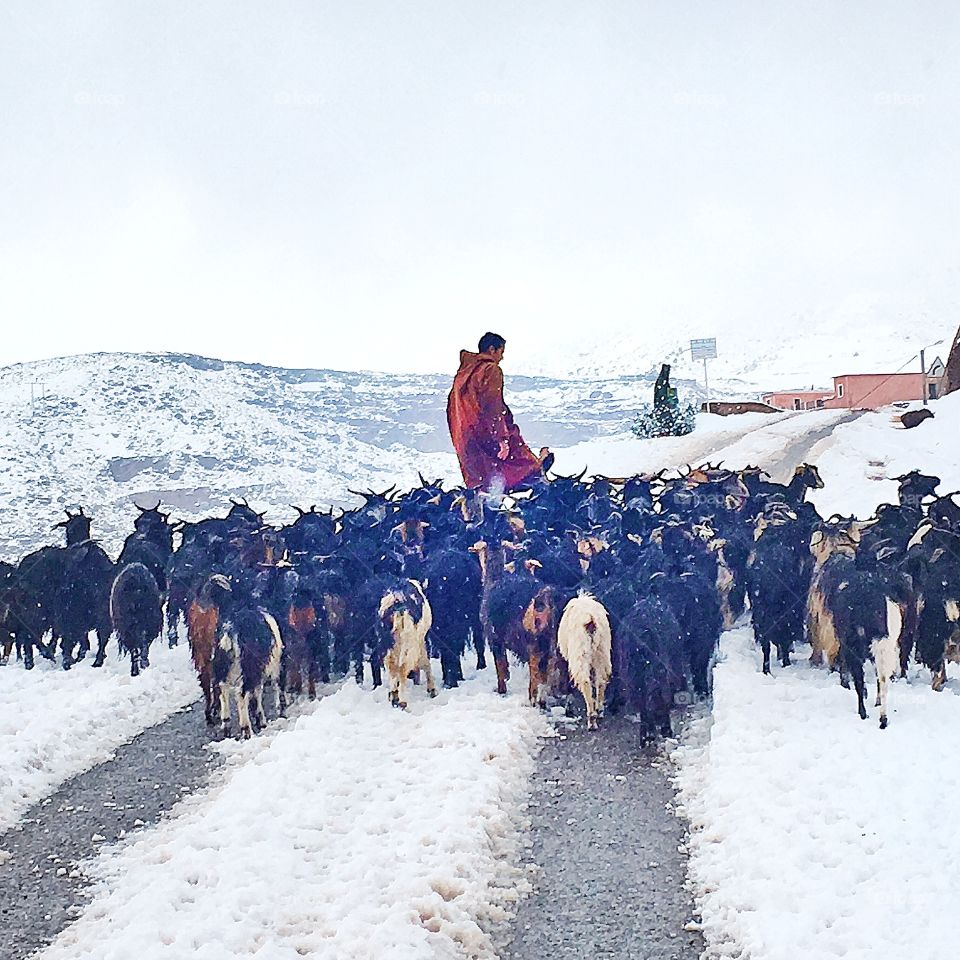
left=945, top=323, right=960, bottom=397
left=921, top=348, right=928, bottom=406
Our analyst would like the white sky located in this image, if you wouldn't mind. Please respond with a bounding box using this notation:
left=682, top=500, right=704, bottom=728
left=1, top=1, right=958, bottom=375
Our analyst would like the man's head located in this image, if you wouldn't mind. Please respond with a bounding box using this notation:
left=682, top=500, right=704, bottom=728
left=478, top=332, right=506, bottom=362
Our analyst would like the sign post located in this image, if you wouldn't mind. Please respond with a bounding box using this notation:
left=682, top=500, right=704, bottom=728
left=690, top=338, right=718, bottom=413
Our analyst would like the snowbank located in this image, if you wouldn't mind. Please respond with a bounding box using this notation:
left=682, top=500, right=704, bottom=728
left=808, top=393, right=960, bottom=519
left=0, top=642, right=197, bottom=835
left=550, top=410, right=849, bottom=479
left=674, top=628, right=960, bottom=960
left=36, top=674, right=550, bottom=960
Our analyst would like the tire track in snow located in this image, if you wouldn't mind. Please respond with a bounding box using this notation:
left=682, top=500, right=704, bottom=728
left=500, top=719, right=703, bottom=960
left=0, top=701, right=220, bottom=960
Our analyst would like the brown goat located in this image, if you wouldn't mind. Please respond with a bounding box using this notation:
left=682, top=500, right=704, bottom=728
left=187, top=574, right=232, bottom=724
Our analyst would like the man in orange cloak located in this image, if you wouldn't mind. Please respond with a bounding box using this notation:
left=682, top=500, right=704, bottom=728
left=446, top=332, right=551, bottom=492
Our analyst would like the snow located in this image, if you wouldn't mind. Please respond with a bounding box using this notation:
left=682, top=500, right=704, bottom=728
left=525, top=309, right=955, bottom=399
left=672, top=392, right=960, bottom=960
left=807, top=393, right=960, bottom=519
left=35, top=672, right=551, bottom=960
left=0, top=642, right=197, bottom=836
left=674, top=627, right=960, bottom=960
left=6, top=345, right=960, bottom=959
left=552, top=410, right=851, bottom=481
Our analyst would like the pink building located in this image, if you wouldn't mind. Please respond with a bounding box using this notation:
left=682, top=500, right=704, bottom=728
left=822, top=373, right=925, bottom=410
left=762, top=389, right=835, bottom=411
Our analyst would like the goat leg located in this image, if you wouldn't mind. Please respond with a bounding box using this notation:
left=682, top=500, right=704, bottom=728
left=201, top=671, right=216, bottom=724
left=760, top=635, right=772, bottom=675
left=422, top=653, right=438, bottom=699
left=494, top=652, right=509, bottom=696
left=92, top=627, right=111, bottom=668
left=473, top=624, right=487, bottom=670
left=846, top=656, right=868, bottom=720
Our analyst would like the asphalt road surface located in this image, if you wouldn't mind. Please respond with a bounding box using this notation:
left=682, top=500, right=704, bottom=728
left=498, top=717, right=703, bottom=960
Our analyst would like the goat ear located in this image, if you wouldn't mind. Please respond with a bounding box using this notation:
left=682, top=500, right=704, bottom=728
left=810, top=530, right=824, bottom=546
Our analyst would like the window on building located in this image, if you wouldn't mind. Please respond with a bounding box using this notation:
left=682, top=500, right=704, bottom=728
left=838, top=383, right=845, bottom=399
left=816, top=399, right=825, bottom=408
left=929, top=383, right=939, bottom=400
left=793, top=398, right=802, bottom=410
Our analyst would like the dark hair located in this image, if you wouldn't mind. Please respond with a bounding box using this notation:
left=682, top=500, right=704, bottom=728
left=478, top=332, right=506, bottom=353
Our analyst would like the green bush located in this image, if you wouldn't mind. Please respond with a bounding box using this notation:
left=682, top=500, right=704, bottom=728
left=630, top=400, right=698, bottom=439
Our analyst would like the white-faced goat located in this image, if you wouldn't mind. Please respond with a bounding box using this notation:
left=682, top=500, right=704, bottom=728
left=557, top=591, right=612, bottom=730
left=376, top=579, right=437, bottom=708
left=213, top=606, right=285, bottom=739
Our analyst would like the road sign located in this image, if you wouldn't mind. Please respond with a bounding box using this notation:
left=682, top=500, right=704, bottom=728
left=690, top=338, right=718, bottom=361
left=690, top=338, right=718, bottom=413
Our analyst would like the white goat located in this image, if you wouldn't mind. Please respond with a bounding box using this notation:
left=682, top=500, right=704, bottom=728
left=557, top=591, right=612, bottom=730
left=378, top=580, right=436, bottom=709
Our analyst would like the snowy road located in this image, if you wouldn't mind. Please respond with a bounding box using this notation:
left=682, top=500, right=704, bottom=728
left=0, top=405, right=891, bottom=958
left=0, top=703, right=220, bottom=960
left=500, top=719, right=703, bottom=960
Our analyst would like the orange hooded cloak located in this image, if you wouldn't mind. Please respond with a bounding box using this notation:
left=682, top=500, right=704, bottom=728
left=446, top=350, right=541, bottom=492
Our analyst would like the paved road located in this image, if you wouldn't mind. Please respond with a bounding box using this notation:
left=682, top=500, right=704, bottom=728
left=0, top=702, right=219, bottom=960
left=499, top=718, right=702, bottom=960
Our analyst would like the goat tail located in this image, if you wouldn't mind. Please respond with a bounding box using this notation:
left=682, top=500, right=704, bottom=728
left=557, top=593, right=613, bottom=686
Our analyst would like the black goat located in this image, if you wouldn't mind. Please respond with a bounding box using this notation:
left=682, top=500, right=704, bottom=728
left=109, top=563, right=163, bottom=676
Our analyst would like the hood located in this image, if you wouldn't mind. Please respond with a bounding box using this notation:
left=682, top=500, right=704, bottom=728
left=456, top=350, right=497, bottom=375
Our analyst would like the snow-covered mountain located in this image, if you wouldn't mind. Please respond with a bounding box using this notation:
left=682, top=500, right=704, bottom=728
left=0, top=351, right=693, bottom=559
left=525, top=307, right=957, bottom=395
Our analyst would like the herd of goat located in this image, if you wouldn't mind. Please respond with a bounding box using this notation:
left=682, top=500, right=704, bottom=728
left=2, top=462, right=959, bottom=736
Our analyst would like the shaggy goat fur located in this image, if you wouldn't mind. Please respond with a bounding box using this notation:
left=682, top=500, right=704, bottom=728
left=187, top=574, right=232, bottom=724
left=557, top=591, right=612, bottom=730
left=109, top=562, right=163, bottom=677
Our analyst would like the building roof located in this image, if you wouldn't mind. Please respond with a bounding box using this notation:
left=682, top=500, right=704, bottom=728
left=833, top=371, right=920, bottom=380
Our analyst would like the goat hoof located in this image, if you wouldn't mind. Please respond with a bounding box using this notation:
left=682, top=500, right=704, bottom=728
left=879, top=715, right=888, bottom=730
left=92, top=656, right=104, bottom=668
left=428, top=689, right=438, bottom=699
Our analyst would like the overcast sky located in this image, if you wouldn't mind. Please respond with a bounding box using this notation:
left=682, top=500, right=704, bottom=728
left=1, top=1, right=958, bottom=375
